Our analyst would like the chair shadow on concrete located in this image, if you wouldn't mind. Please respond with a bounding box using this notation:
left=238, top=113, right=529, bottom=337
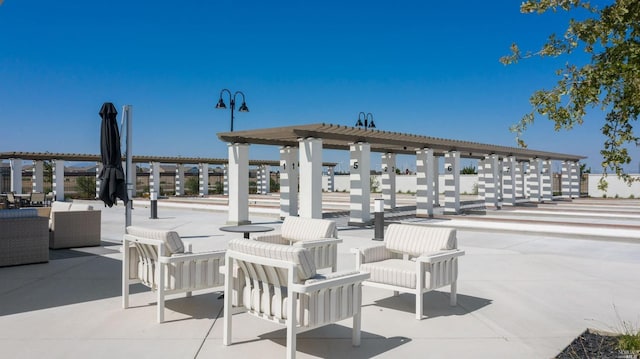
left=366, top=291, right=492, bottom=320
left=255, top=325, right=411, bottom=359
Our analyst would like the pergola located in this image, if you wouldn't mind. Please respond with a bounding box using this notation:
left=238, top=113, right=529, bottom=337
left=218, top=123, right=586, bottom=223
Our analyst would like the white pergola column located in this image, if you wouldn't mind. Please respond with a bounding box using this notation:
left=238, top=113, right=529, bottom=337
left=326, top=166, right=335, bottom=192
left=198, top=163, right=209, bottom=197
left=228, top=143, right=250, bottom=224
left=433, top=156, right=440, bottom=206
left=9, top=158, right=22, bottom=194
left=515, top=161, right=524, bottom=198
left=150, top=161, right=161, bottom=196
left=279, top=146, right=299, bottom=218
left=477, top=159, right=486, bottom=200
left=349, top=142, right=371, bottom=224
left=52, top=159, right=65, bottom=201
left=223, top=164, right=229, bottom=195
left=570, top=161, right=580, bottom=198
left=381, top=152, right=396, bottom=210
left=561, top=161, right=571, bottom=198
left=416, top=148, right=434, bottom=217
left=502, top=156, right=517, bottom=206
left=528, top=158, right=543, bottom=202
left=32, top=160, right=44, bottom=193
left=444, top=151, right=460, bottom=214
left=542, top=160, right=553, bottom=201
left=259, top=165, right=270, bottom=194
left=299, top=137, right=323, bottom=219
left=483, top=154, right=501, bottom=209
left=175, top=164, right=185, bottom=196
left=95, top=162, right=103, bottom=199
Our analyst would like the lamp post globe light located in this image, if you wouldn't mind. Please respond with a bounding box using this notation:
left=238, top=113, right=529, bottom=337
left=215, top=89, right=249, bottom=132
left=355, top=112, right=375, bottom=129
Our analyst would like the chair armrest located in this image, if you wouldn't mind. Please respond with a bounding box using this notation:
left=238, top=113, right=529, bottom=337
left=291, top=271, right=370, bottom=293
left=159, top=250, right=226, bottom=264
left=416, top=249, right=465, bottom=264
left=252, top=234, right=288, bottom=245
left=351, top=245, right=394, bottom=264
left=292, top=237, right=343, bottom=248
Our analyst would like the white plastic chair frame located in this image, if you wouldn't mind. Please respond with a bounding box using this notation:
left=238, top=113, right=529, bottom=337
left=122, top=234, right=225, bottom=323
left=223, top=249, right=369, bottom=359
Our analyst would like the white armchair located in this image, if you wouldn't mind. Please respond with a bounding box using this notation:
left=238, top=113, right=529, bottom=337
left=352, top=224, right=465, bottom=320
left=122, top=226, right=225, bottom=323
left=224, top=238, right=369, bottom=359
left=253, top=216, right=342, bottom=272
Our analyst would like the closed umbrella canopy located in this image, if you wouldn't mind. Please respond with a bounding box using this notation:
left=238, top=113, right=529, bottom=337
left=98, top=102, right=128, bottom=207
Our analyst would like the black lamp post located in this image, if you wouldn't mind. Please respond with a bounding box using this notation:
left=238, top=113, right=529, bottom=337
left=355, top=112, right=376, bottom=129
left=215, top=89, right=249, bottom=132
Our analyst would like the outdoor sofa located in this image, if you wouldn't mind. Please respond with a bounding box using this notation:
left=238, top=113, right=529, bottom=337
left=48, top=201, right=101, bottom=249
left=0, top=208, right=49, bottom=266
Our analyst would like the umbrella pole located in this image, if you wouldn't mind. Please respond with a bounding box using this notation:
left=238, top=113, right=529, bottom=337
left=123, top=105, right=133, bottom=228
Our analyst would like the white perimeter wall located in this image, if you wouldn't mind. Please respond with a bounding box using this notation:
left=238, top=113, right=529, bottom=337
left=587, top=174, right=640, bottom=198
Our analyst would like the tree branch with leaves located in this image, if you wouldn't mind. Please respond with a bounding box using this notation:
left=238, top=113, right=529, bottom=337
left=501, top=0, right=640, bottom=184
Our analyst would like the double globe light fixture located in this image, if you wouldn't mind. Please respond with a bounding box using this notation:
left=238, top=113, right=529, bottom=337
left=215, top=89, right=249, bottom=132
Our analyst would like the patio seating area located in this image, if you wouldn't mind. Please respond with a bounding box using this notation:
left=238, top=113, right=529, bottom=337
left=0, top=196, right=639, bottom=358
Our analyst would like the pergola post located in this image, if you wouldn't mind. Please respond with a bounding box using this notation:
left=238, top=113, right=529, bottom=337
left=381, top=152, right=396, bottom=210
left=528, top=158, right=542, bottom=202
left=32, top=160, right=44, bottom=193
left=175, top=164, right=185, bottom=196
left=299, top=137, right=323, bottom=219
left=260, top=165, right=270, bottom=194
left=477, top=159, right=485, bottom=200
left=433, top=156, right=440, bottom=206
left=9, top=158, right=22, bottom=194
left=52, top=159, right=65, bottom=201
left=326, top=166, right=335, bottom=192
left=149, top=162, right=161, bottom=197
left=223, top=164, right=229, bottom=196
left=279, top=146, right=299, bottom=218
left=542, top=160, right=553, bottom=201
left=416, top=148, right=434, bottom=217
left=444, top=151, right=460, bottom=214
left=502, top=156, right=517, bottom=206
left=570, top=161, right=580, bottom=198
left=561, top=161, right=571, bottom=199
left=483, top=154, right=501, bottom=209
left=515, top=161, right=524, bottom=199
left=228, top=143, right=250, bottom=224
left=198, top=163, right=209, bottom=197
left=95, top=162, right=102, bottom=199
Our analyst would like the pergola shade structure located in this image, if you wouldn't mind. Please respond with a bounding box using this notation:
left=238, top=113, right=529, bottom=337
left=218, top=123, right=585, bottom=221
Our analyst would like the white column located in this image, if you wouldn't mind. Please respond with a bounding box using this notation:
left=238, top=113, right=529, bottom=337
left=198, top=163, right=208, bottom=197
left=279, top=146, right=299, bottom=218
left=515, top=161, right=524, bottom=198
left=416, top=148, right=434, bottom=217
left=570, top=161, right=580, bottom=198
left=32, top=160, right=44, bottom=193
left=261, top=165, right=270, bottom=194
left=502, top=156, right=517, bottom=206
left=9, top=158, right=22, bottom=194
left=483, top=154, right=501, bottom=208
left=52, top=159, right=65, bottom=201
left=223, top=164, right=229, bottom=196
left=348, top=142, right=371, bottom=224
left=433, top=156, right=441, bottom=206
left=381, top=152, right=396, bottom=210
left=528, top=158, right=542, bottom=202
left=327, top=166, right=335, bottom=192
left=561, top=161, right=571, bottom=198
left=150, top=161, right=161, bottom=197
left=542, top=160, right=553, bottom=201
left=444, top=151, right=460, bottom=214
left=299, top=137, right=323, bottom=219
left=477, top=159, right=486, bottom=200
left=175, top=164, right=185, bottom=196
left=228, top=143, right=250, bottom=224
left=95, top=162, right=103, bottom=199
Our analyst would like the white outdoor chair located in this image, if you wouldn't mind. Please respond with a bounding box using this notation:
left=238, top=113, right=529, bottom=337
left=252, top=216, right=342, bottom=272
left=223, top=238, right=369, bottom=359
left=122, top=226, right=225, bottom=323
left=352, top=224, right=465, bottom=320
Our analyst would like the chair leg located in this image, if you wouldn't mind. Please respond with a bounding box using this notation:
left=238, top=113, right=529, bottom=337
left=287, top=293, right=297, bottom=359
left=223, top=261, right=233, bottom=346
left=158, top=265, right=165, bottom=323
left=416, top=291, right=423, bottom=320
left=450, top=281, right=457, bottom=306
left=122, top=242, right=130, bottom=309
left=352, top=311, right=361, bottom=347
left=393, top=290, right=399, bottom=296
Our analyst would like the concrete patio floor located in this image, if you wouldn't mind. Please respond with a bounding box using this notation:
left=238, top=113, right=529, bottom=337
left=1, top=195, right=639, bottom=358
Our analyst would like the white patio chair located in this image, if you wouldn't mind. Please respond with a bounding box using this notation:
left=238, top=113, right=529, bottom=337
left=223, top=239, right=369, bottom=359
left=122, top=226, right=225, bottom=323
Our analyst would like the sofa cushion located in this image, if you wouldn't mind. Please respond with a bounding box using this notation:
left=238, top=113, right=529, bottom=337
left=228, top=238, right=316, bottom=282
left=360, top=259, right=430, bottom=289
left=385, top=224, right=457, bottom=257
left=280, top=216, right=337, bottom=243
left=126, top=226, right=185, bottom=255
left=50, top=201, right=72, bottom=213
left=70, top=203, right=93, bottom=211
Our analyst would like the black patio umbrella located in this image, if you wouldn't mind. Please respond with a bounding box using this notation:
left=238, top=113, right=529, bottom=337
left=98, top=102, right=129, bottom=207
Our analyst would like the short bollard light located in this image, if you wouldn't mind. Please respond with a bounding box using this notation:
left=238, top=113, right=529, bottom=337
left=373, top=198, right=384, bottom=241
left=150, top=191, right=158, bottom=219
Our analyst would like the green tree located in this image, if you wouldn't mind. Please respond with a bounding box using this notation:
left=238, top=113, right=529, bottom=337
left=185, top=176, right=199, bottom=195
left=76, top=176, right=96, bottom=199
left=501, top=0, right=640, bottom=184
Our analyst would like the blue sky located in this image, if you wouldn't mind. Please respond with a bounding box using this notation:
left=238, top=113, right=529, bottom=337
left=0, top=0, right=625, bottom=173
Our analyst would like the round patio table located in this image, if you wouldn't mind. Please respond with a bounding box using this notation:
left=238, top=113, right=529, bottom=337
left=219, top=225, right=274, bottom=239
